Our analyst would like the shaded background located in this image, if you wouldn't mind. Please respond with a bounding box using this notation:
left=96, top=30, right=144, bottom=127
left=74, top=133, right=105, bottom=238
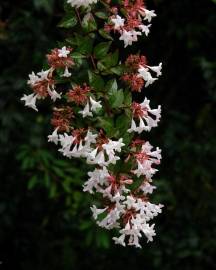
left=0, top=0, right=216, bottom=269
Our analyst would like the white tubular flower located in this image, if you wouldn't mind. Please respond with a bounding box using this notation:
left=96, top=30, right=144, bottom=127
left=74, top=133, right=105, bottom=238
left=47, top=88, right=62, bottom=102
left=58, top=46, right=70, bottom=58
left=20, top=93, right=38, bottom=111
left=36, top=69, right=50, bottom=81
left=140, top=182, right=156, bottom=194
left=146, top=62, right=163, bottom=77
left=111, top=15, right=125, bottom=29
left=89, top=96, right=102, bottom=112
left=84, top=130, right=97, bottom=146
left=110, top=196, right=163, bottom=247
left=83, top=167, right=110, bottom=194
left=97, top=206, right=121, bottom=229
left=86, top=138, right=124, bottom=166
left=67, top=0, right=97, bottom=8
left=28, top=71, right=40, bottom=85
left=112, top=234, right=126, bottom=247
left=119, top=30, right=141, bottom=47
left=138, top=24, right=151, bottom=36
left=62, top=66, right=72, bottom=78
left=139, top=8, right=157, bottom=22
left=133, top=141, right=162, bottom=179
left=93, top=150, right=105, bottom=165
left=138, top=66, right=158, bottom=87
left=47, top=128, right=59, bottom=145
left=90, top=205, right=107, bottom=219
left=79, top=102, right=93, bottom=118
left=128, top=98, right=161, bottom=134
left=102, top=138, right=125, bottom=156
left=59, top=133, right=75, bottom=149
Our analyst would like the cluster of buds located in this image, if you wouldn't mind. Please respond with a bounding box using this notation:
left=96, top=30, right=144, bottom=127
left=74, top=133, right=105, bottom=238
left=21, top=0, right=163, bottom=248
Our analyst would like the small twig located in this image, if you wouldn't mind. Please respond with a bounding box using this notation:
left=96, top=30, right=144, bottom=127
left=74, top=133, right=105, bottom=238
left=90, top=55, right=97, bottom=70
left=75, top=8, right=82, bottom=25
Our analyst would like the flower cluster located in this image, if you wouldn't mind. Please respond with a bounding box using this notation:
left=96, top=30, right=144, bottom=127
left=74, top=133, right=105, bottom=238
left=84, top=139, right=163, bottom=247
left=21, top=46, right=75, bottom=111
left=122, top=54, right=162, bottom=91
left=104, top=0, right=156, bottom=47
left=128, top=98, right=161, bottom=133
left=21, top=0, right=163, bottom=248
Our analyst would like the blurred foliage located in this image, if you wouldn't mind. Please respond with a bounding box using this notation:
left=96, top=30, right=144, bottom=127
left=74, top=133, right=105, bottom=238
left=0, top=0, right=216, bottom=269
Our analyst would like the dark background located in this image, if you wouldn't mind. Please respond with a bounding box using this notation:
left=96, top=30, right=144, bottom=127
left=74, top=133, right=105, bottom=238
left=0, top=0, right=216, bottom=269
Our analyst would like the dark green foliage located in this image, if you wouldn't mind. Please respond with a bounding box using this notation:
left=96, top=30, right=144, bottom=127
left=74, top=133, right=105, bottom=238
left=0, top=0, right=216, bottom=269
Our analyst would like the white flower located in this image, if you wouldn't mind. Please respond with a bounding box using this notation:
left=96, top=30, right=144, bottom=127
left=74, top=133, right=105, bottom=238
left=47, top=128, right=59, bottom=145
left=62, top=67, right=72, bottom=78
left=141, top=223, right=156, bottom=242
left=128, top=98, right=161, bottom=134
left=67, top=0, right=97, bottom=8
left=138, top=24, right=151, bottom=36
left=138, top=66, right=158, bottom=87
left=83, top=167, right=110, bottom=193
left=146, top=62, right=163, bottom=77
left=124, top=195, right=137, bottom=209
left=91, top=205, right=107, bottom=219
left=89, top=96, right=102, bottom=112
left=21, top=93, right=38, bottom=111
left=58, top=46, right=70, bottom=58
left=37, top=69, right=50, bottom=80
left=86, top=138, right=124, bottom=166
left=139, top=8, right=157, bottom=22
left=119, top=30, right=141, bottom=47
left=88, top=147, right=98, bottom=160
left=102, top=138, right=125, bottom=156
left=48, top=88, right=62, bottom=102
left=28, top=72, right=40, bottom=85
left=59, top=133, right=75, bottom=149
left=111, top=15, right=125, bottom=29
left=133, top=142, right=162, bottom=179
left=93, top=150, right=105, bottom=165
left=84, top=130, right=97, bottom=145
left=140, top=182, right=156, bottom=194
left=112, top=234, right=126, bottom=247
left=27, top=69, right=52, bottom=87
left=128, top=119, right=137, bottom=133
left=79, top=102, right=93, bottom=118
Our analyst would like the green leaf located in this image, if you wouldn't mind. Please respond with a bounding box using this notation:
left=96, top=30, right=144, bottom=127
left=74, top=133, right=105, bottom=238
left=123, top=89, right=132, bottom=106
left=66, top=37, right=77, bottom=46
left=97, top=61, right=107, bottom=71
left=49, top=183, right=57, bottom=198
left=108, top=88, right=124, bottom=108
left=95, top=11, right=108, bottom=19
left=94, top=41, right=112, bottom=59
left=101, top=50, right=119, bottom=68
left=88, top=71, right=105, bottom=90
left=98, top=117, right=116, bottom=137
left=99, top=29, right=113, bottom=40
left=28, top=175, right=38, bottom=190
left=105, top=79, right=118, bottom=93
left=110, top=65, right=125, bottom=75
left=82, top=13, right=97, bottom=33
left=33, top=0, right=54, bottom=13
left=71, top=52, right=86, bottom=59
left=75, top=35, right=94, bottom=55
left=115, top=114, right=131, bottom=137
left=58, top=11, right=77, bottom=28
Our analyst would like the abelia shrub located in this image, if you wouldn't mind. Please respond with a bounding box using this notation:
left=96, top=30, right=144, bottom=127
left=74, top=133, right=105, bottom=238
left=21, top=0, right=163, bottom=248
